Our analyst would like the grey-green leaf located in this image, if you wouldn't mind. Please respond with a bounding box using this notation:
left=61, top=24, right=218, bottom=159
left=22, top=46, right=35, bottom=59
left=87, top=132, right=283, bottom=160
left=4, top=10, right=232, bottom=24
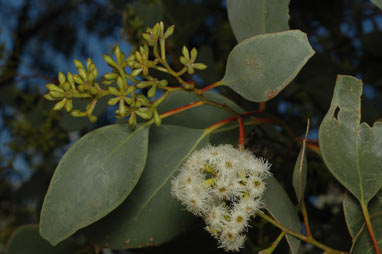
left=292, top=120, right=309, bottom=205
left=351, top=191, right=382, bottom=253
left=263, top=176, right=301, bottom=254
left=318, top=75, right=382, bottom=204
left=40, top=124, right=150, bottom=245
left=221, top=30, right=315, bottom=102
left=372, top=0, right=382, bottom=10
left=157, top=91, right=243, bottom=129
left=343, top=192, right=364, bottom=239
left=84, top=125, right=208, bottom=249
left=6, top=225, right=80, bottom=254
left=227, top=0, right=290, bottom=42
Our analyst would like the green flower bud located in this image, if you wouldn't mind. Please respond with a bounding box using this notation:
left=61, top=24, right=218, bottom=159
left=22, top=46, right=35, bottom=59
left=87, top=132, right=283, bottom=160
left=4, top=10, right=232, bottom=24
left=78, top=68, right=87, bottom=81
left=71, top=109, right=85, bottom=117
left=91, top=66, right=98, bottom=78
left=148, top=85, right=156, bottom=98
left=129, top=112, right=136, bottom=127
left=124, top=97, right=132, bottom=105
left=108, top=97, right=120, bottom=106
left=104, top=72, right=119, bottom=80
left=89, top=87, right=98, bottom=95
left=182, top=46, right=190, bottom=60
left=135, top=51, right=142, bottom=63
left=137, top=81, right=152, bottom=88
left=136, top=94, right=150, bottom=106
left=67, top=73, right=75, bottom=88
left=53, top=98, right=67, bottom=110
left=159, top=21, right=164, bottom=35
left=153, top=109, right=161, bottom=127
left=164, top=25, right=175, bottom=39
left=73, top=74, right=83, bottom=84
left=65, top=99, right=73, bottom=112
left=102, top=79, right=114, bottom=85
left=63, top=81, right=71, bottom=91
left=180, top=56, right=188, bottom=66
left=88, top=73, right=96, bottom=83
left=131, top=68, right=142, bottom=77
left=44, top=94, right=56, bottom=101
left=142, top=33, right=154, bottom=46
left=46, top=83, right=64, bottom=92
left=193, top=63, right=207, bottom=70
left=116, top=77, right=125, bottom=91
left=58, top=72, right=66, bottom=85
left=49, top=90, right=65, bottom=98
left=159, top=79, right=168, bottom=87
left=135, top=107, right=153, bottom=119
left=108, top=86, right=120, bottom=96
left=114, top=45, right=124, bottom=65
left=86, top=58, right=92, bottom=70
left=119, top=99, right=126, bottom=117
left=103, top=55, right=118, bottom=68
left=126, top=86, right=135, bottom=94
left=73, top=59, right=84, bottom=69
left=190, top=48, right=198, bottom=62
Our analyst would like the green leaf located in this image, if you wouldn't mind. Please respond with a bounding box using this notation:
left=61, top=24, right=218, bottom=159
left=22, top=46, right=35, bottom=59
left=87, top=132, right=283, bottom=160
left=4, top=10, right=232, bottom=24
left=343, top=192, right=364, bottom=239
left=351, top=191, right=382, bottom=254
left=84, top=125, right=209, bottom=249
left=157, top=91, right=243, bottom=129
left=221, top=30, right=315, bottom=103
left=318, top=75, right=382, bottom=204
left=227, top=0, right=290, bottom=42
left=263, top=176, right=301, bottom=254
left=372, top=0, right=382, bottom=10
left=6, top=225, right=80, bottom=254
left=292, top=120, right=309, bottom=205
left=40, top=124, right=150, bottom=245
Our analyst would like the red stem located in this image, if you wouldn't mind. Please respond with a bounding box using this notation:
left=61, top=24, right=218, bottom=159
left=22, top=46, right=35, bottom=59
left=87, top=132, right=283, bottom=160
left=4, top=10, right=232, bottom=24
left=238, top=117, right=245, bottom=151
left=198, top=81, right=222, bottom=93
left=160, top=100, right=204, bottom=119
left=206, top=116, right=237, bottom=132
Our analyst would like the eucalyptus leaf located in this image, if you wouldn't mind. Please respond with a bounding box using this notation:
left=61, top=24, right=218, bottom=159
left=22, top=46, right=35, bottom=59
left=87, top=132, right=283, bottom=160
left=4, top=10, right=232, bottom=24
left=157, top=91, right=243, bottom=128
left=351, top=191, right=382, bottom=254
left=372, top=0, right=382, bottom=10
left=263, top=176, right=301, bottom=254
left=292, top=120, right=309, bottom=205
left=221, top=30, right=315, bottom=102
left=227, top=0, right=290, bottom=42
left=6, top=225, right=80, bottom=254
left=343, top=192, right=364, bottom=239
left=40, top=124, right=150, bottom=245
left=318, top=75, right=382, bottom=204
left=84, top=125, right=209, bottom=249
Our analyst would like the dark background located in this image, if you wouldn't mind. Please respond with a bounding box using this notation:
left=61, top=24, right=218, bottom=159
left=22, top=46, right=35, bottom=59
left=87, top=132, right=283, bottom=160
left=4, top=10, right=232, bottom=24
left=0, top=0, right=381, bottom=253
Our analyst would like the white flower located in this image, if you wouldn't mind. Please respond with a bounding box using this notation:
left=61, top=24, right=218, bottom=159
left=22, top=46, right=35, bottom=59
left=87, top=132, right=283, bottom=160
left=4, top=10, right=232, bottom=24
left=228, top=205, right=250, bottom=232
left=246, top=174, right=266, bottom=198
left=171, top=144, right=271, bottom=252
left=205, top=204, right=228, bottom=230
left=219, top=228, right=246, bottom=252
left=237, top=197, right=262, bottom=216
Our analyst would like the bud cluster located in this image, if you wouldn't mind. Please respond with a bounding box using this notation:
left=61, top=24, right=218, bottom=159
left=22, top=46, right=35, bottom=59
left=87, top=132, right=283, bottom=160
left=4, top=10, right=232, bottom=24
left=43, top=21, right=207, bottom=127
left=44, top=58, right=100, bottom=121
left=171, top=145, right=271, bottom=252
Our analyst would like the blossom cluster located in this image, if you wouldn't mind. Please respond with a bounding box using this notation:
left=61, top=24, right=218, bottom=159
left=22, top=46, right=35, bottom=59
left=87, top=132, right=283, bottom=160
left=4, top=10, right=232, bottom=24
left=171, top=145, right=271, bottom=252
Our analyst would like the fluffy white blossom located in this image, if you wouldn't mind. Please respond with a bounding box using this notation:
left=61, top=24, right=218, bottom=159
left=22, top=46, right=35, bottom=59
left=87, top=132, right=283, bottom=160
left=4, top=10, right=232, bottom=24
left=171, top=144, right=271, bottom=252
